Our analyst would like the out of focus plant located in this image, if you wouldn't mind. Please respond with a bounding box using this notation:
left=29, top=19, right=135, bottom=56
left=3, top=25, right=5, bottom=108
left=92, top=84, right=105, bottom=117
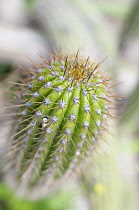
left=0, top=183, right=71, bottom=210
left=120, top=0, right=139, bottom=50
left=0, top=63, right=13, bottom=81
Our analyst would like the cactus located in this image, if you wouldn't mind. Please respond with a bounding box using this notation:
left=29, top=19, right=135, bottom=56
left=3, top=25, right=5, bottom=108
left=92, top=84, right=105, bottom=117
left=6, top=51, right=113, bottom=192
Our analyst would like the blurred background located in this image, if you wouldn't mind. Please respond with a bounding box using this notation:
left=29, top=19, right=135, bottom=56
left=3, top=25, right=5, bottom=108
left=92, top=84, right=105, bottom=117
left=0, top=0, right=139, bottom=209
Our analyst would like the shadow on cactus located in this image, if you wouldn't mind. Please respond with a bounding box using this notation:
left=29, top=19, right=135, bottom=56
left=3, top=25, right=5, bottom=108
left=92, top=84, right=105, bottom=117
left=5, top=50, right=115, bottom=196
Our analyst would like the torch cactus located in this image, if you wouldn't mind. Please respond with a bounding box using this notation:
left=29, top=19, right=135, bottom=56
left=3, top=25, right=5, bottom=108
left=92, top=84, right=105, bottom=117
left=6, top=52, right=113, bottom=192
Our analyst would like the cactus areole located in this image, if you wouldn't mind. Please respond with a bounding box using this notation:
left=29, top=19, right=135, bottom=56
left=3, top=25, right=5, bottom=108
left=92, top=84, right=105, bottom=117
left=8, top=52, right=113, bottom=190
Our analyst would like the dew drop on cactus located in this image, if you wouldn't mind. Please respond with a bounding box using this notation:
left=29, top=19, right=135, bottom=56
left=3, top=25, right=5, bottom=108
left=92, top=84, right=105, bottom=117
left=6, top=51, right=114, bottom=192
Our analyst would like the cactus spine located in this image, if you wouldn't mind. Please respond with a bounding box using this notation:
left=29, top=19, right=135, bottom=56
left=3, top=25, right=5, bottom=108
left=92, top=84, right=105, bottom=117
left=7, top=52, right=113, bottom=191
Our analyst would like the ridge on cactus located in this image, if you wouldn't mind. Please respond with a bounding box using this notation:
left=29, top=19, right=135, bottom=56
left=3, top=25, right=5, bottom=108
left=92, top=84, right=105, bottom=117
left=5, top=51, right=114, bottom=193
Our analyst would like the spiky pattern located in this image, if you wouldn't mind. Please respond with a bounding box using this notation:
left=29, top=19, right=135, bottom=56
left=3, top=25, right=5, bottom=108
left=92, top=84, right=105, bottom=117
left=7, top=52, right=114, bottom=190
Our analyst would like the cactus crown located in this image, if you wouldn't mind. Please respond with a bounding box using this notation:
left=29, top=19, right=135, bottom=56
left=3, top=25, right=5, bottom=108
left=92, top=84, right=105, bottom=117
left=8, top=51, right=113, bottom=191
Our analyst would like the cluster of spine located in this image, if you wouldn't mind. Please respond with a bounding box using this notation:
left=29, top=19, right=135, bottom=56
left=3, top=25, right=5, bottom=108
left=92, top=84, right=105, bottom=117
left=8, top=52, right=114, bottom=189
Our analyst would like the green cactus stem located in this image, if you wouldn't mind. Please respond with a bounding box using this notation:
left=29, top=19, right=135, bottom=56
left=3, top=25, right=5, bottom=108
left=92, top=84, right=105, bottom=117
left=6, top=52, right=114, bottom=191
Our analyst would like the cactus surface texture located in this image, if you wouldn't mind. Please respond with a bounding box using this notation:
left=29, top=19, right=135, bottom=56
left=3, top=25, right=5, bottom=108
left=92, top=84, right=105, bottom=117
left=7, top=52, right=113, bottom=192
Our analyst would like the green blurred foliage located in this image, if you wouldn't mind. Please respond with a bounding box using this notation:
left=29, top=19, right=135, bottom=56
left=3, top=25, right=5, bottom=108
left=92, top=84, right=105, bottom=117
left=96, top=2, right=129, bottom=19
left=0, top=63, right=13, bottom=81
left=120, top=0, right=139, bottom=49
left=119, top=0, right=139, bottom=124
left=0, top=63, right=12, bottom=74
left=24, top=0, right=38, bottom=10
left=0, top=183, right=71, bottom=210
